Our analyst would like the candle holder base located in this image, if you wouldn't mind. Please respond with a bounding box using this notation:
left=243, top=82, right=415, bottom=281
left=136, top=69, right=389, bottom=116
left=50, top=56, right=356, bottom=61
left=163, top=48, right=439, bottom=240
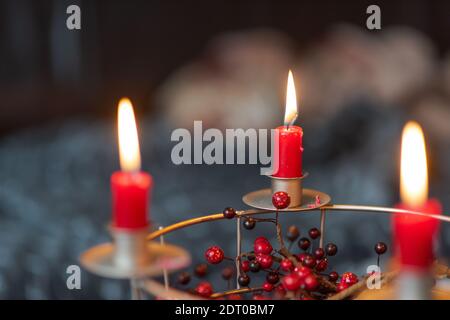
left=242, top=188, right=331, bottom=211
left=80, top=240, right=190, bottom=279
left=269, top=174, right=308, bottom=207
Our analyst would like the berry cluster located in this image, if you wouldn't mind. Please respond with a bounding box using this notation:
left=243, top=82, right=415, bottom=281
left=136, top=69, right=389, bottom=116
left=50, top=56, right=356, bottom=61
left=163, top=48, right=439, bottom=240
left=174, top=202, right=389, bottom=300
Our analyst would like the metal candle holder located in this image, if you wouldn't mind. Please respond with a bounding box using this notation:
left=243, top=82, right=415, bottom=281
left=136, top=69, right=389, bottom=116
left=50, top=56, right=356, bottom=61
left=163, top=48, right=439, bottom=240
left=80, top=225, right=190, bottom=280
left=80, top=172, right=450, bottom=300
left=242, top=173, right=331, bottom=211
left=140, top=203, right=450, bottom=300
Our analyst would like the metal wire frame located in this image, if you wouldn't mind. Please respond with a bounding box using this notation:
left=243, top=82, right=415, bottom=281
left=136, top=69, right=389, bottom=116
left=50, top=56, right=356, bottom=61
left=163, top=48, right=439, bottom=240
left=147, top=204, right=450, bottom=241
left=143, top=204, right=449, bottom=299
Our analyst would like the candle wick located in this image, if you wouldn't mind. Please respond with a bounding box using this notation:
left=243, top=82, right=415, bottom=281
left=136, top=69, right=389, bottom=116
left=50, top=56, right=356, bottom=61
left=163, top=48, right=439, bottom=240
left=284, top=113, right=298, bottom=130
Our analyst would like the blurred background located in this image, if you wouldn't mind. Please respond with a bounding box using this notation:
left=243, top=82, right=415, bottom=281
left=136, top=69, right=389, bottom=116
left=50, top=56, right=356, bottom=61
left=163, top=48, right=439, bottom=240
left=0, top=0, right=449, bottom=299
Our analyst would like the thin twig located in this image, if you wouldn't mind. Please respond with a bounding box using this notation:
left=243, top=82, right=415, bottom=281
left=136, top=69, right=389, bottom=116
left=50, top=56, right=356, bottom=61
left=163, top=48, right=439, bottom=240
left=210, top=287, right=264, bottom=299
left=275, top=211, right=297, bottom=263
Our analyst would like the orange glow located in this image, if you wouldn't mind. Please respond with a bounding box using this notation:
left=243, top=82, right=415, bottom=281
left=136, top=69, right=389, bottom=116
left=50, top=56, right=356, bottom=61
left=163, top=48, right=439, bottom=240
left=117, top=98, right=141, bottom=172
left=400, top=121, right=428, bottom=207
left=284, top=70, right=298, bottom=126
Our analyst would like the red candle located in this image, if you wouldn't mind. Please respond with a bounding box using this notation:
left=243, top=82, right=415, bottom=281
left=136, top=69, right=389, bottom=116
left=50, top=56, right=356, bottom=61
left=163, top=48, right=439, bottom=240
left=394, top=200, right=441, bottom=269
left=273, top=125, right=303, bottom=177
left=111, top=98, right=152, bottom=230
left=394, top=121, right=442, bottom=270
left=273, top=70, right=303, bottom=178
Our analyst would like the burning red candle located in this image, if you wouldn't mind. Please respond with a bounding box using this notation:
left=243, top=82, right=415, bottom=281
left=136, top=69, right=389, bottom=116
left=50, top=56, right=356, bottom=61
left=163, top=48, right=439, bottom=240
left=273, top=70, right=303, bottom=178
left=394, top=121, right=442, bottom=270
left=111, top=98, right=152, bottom=230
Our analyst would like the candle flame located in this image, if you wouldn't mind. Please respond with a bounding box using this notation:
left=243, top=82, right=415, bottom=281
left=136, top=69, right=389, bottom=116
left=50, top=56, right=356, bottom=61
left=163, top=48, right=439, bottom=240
left=400, top=121, right=428, bottom=207
left=284, top=70, right=298, bottom=126
left=118, top=98, right=141, bottom=172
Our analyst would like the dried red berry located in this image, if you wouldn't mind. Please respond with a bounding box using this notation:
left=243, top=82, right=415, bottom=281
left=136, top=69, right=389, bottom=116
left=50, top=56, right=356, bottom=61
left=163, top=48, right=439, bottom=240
left=293, top=266, right=312, bottom=279
left=205, top=246, right=224, bottom=264
left=241, top=260, right=250, bottom=272
left=314, top=248, right=325, bottom=259
left=341, top=272, right=358, bottom=286
left=303, top=274, right=318, bottom=291
left=280, top=259, right=294, bottom=272
left=336, top=282, right=349, bottom=292
left=262, top=282, right=274, bottom=292
left=315, top=258, right=328, bottom=272
left=194, top=263, right=208, bottom=277
left=195, top=281, right=213, bottom=298
left=282, top=273, right=302, bottom=291
left=256, top=254, right=273, bottom=269
left=254, top=240, right=272, bottom=255
left=272, top=191, right=291, bottom=209
left=302, top=254, right=316, bottom=268
left=297, top=252, right=307, bottom=263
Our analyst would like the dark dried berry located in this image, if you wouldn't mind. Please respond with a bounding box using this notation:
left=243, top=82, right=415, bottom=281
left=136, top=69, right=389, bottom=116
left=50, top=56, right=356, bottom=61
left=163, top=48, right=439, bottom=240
left=223, top=207, right=236, bottom=219
left=314, top=248, right=325, bottom=259
left=374, top=242, right=388, bottom=255
left=194, top=263, right=208, bottom=277
left=325, top=243, right=338, bottom=256
left=308, top=228, right=321, bottom=239
left=298, top=237, right=311, bottom=251
left=286, top=225, right=300, bottom=242
left=221, top=266, right=234, bottom=280
left=250, top=261, right=261, bottom=273
left=238, top=274, right=251, bottom=287
left=328, top=271, right=339, bottom=282
left=243, top=218, right=256, bottom=230
left=266, top=272, right=280, bottom=284
left=177, top=272, right=191, bottom=285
